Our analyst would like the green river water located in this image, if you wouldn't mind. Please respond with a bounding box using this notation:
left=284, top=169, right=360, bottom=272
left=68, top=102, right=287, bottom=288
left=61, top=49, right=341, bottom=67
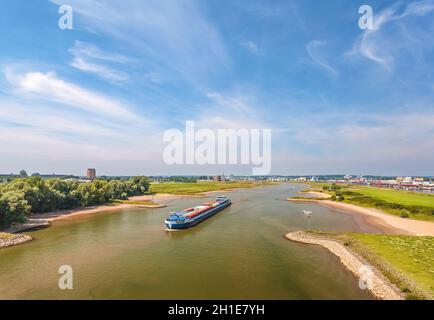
left=0, top=184, right=380, bottom=299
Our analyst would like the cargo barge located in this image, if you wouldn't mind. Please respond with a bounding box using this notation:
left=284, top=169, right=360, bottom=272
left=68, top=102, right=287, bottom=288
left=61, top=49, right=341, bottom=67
left=164, top=196, right=231, bottom=230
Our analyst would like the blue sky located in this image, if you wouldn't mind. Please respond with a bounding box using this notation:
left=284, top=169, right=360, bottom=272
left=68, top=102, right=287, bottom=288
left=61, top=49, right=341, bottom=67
left=0, top=0, right=434, bottom=176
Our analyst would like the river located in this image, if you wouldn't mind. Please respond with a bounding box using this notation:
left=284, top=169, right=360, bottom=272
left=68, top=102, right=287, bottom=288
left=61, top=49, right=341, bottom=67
left=0, top=184, right=376, bottom=299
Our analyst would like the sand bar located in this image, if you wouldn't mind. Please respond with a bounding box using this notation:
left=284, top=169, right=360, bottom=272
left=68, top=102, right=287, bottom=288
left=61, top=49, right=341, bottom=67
left=288, top=198, right=434, bottom=236
left=285, top=231, right=403, bottom=300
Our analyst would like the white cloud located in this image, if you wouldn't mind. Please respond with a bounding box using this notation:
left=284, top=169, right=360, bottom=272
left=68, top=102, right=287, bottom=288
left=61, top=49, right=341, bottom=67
left=0, top=101, right=119, bottom=137
left=347, top=0, right=434, bottom=69
left=50, top=0, right=230, bottom=86
left=280, top=112, right=434, bottom=174
left=4, top=68, right=142, bottom=124
left=70, top=57, right=128, bottom=82
left=240, top=40, right=259, bottom=55
left=69, top=41, right=130, bottom=63
left=306, top=40, right=337, bottom=76
left=69, top=41, right=129, bottom=81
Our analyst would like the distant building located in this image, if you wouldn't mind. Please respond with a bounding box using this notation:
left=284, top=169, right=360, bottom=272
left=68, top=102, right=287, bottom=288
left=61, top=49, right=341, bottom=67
left=403, top=177, right=413, bottom=183
left=213, top=175, right=222, bottom=182
left=86, top=168, right=96, bottom=180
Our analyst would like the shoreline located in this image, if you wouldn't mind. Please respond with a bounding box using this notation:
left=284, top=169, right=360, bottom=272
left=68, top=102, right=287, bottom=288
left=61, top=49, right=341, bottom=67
left=0, top=233, right=33, bottom=249
left=287, top=198, right=434, bottom=236
left=2, top=193, right=177, bottom=235
left=1, top=190, right=232, bottom=237
left=285, top=231, right=403, bottom=300
left=2, top=183, right=276, bottom=236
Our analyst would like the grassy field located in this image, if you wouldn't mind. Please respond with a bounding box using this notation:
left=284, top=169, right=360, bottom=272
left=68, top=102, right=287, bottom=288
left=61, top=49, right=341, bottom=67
left=351, top=186, right=434, bottom=207
left=302, top=183, right=434, bottom=221
left=150, top=181, right=276, bottom=195
left=348, top=233, right=434, bottom=299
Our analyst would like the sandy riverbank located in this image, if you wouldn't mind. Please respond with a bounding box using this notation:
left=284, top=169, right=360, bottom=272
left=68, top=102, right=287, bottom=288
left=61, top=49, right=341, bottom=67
left=285, top=231, right=403, bottom=300
left=288, top=198, right=434, bottom=236
left=129, top=193, right=203, bottom=202
left=3, top=193, right=179, bottom=235
left=3, top=190, right=235, bottom=235
left=299, top=191, right=331, bottom=199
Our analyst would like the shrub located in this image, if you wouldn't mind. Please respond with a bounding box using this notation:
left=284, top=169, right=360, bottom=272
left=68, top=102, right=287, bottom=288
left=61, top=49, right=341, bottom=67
left=331, top=195, right=337, bottom=201
left=331, top=184, right=342, bottom=191
left=0, top=191, right=31, bottom=227
left=400, top=211, right=410, bottom=218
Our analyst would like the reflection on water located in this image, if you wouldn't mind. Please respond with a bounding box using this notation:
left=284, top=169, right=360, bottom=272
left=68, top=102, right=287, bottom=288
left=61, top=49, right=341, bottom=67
left=0, top=184, right=373, bottom=299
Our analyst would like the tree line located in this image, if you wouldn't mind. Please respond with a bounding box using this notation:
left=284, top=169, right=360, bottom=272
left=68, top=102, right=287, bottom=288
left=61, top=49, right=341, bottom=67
left=0, top=176, right=150, bottom=228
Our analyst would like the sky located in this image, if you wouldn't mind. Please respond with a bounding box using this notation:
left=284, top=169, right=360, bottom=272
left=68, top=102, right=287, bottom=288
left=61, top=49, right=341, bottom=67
left=0, top=0, right=434, bottom=176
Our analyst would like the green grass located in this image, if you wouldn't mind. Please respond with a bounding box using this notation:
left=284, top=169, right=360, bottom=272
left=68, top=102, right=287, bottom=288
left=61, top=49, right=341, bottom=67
left=350, top=186, right=434, bottom=207
left=149, top=181, right=276, bottom=195
left=301, top=183, right=434, bottom=221
left=348, top=234, right=434, bottom=299
left=0, top=232, right=14, bottom=240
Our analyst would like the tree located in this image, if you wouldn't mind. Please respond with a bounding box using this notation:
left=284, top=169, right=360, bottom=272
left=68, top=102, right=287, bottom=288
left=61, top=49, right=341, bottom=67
left=48, top=179, right=80, bottom=209
left=127, top=176, right=150, bottom=196
left=2, top=177, right=64, bottom=213
left=107, top=180, right=128, bottom=200
left=20, top=170, right=28, bottom=177
left=0, top=176, right=151, bottom=217
left=0, top=191, right=30, bottom=227
left=74, top=180, right=110, bottom=207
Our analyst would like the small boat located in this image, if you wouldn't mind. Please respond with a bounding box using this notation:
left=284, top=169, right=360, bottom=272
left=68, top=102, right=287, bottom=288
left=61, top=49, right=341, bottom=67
left=164, top=196, right=231, bottom=230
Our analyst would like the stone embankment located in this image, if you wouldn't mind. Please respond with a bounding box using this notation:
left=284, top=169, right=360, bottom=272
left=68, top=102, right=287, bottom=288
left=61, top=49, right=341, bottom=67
left=285, top=231, right=403, bottom=300
left=0, top=233, right=33, bottom=249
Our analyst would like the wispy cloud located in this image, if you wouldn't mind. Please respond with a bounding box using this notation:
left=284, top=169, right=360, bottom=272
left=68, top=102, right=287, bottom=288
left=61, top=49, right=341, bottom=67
left=279, top=111, right=434, bottom=174
left=4, top=68, right=141, bottom=124
left=51, top=0, right=230, bottom=86
left=240, top=40, right=259, bottom=55
left=69, top=41, right=129, bottom=81
left=306, top=40, right=338, bottom=76
left=346, top=0, right=434, bottom=69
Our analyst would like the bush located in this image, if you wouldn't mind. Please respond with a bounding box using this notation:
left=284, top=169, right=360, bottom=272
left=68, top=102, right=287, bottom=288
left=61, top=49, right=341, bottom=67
left=337, top=196, right=345, bottom=201
left=0, top=176, right=151, bottom=221
left=331, top=195, right=337, bottom=201
left=322, top=186, right=330, bottom=191
left=400, top=211, right=410, bottom=218
left=335, top=191, right=343, bottom=196
left=342, top=191, right=362, bottom=197
left=0, top=191, right=31, bottom=227
left=331, top=184, right=342, bottom=191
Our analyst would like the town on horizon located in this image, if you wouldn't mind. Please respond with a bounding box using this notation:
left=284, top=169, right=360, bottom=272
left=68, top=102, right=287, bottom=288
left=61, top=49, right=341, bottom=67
left=2, top=168, right=433, bottom=192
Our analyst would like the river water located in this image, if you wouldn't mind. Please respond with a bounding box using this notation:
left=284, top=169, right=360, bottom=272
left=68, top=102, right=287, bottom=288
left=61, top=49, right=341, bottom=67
left=0, top=184, right=376, bottom=299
